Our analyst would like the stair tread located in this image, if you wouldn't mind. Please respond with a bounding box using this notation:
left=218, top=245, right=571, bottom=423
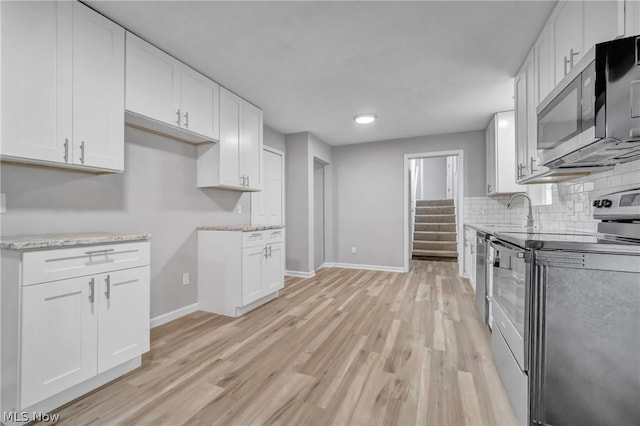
left=414, top=231, right=457, bottom=234
left=412, top=249, right=458, bottom=254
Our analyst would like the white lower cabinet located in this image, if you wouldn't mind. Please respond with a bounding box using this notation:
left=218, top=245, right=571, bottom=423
left=1, top=242, right=150, bottom=417
left=198, top=229, right=284, bottom=317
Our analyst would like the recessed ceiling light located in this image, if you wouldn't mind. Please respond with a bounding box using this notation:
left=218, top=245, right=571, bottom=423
left=354, top=113, right=377, bottom=124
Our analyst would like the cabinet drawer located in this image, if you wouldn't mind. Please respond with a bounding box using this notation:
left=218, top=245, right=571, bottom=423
left=491, top=299, right=525, bottom=370
left=241, top=229, right=283, bottom=248
left=22, top=242, right=150, bottom=286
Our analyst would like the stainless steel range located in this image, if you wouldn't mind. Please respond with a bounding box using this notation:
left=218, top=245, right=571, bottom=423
left=490, top=188, right=640, bottom=426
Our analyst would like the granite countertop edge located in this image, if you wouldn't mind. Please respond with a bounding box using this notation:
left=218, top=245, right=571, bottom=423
left=0, top=232, right=152, bottom=250
left=198, top=225, right=285, bottom=232
left=464, top=222, right=531, bottom=235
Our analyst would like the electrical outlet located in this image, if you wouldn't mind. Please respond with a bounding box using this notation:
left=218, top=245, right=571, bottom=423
left=182, top=273, right=190, bottom=286
left=351, top=247, right=357, bottom=254
left=237, top=204, right=242, bottom=214
left=566, top=200, right=575, bottom=216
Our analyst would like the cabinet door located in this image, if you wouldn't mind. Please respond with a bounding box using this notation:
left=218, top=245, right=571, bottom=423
left=495, top=110, right=519, bottom=192
left=219, top=88, right=242, bottom=187
left=72, top=2, right=125, bottom=171
left=514, top=64, right=528, bottom=182
left=1, top=1, right=71, bottom=164
left=535, top=22, right=553, bottom=107
left=584, top=1, right=624, bottom=50
left=552, top=1, right=584, bottom=85
left=21, top=276, right=98, bottom=408
left=485, top=115, right=496, bottom=195
left=525, top=53, right=537, bottom=179
left=97, top=267, right=150, bottom=373
left=264, top=242, right=284, bottom=293
left=242, top=102, right=263, bottom=190
left=242, top=245, right=266, bottom=305
left=180, top=67, right=220, bottom=140
left=125, top=33, right=181, bottom=127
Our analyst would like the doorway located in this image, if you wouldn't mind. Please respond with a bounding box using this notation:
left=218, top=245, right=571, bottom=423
left=313, top=159, right=325, bottom=270
left=403, top=150, right=464, bottom=275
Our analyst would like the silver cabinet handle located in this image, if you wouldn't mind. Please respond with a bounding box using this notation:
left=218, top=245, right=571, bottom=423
left=563, top=55, right=570, bottom=76
left=80, top=141, right=85, bottom=164
left=89, top=277, right=95, bottom=303
left=246, top=175, right=250, bottom=188
left=240, top=176, right=244, bottom=186
left=530, top=156, right=538, bottom=173
left=569, top=48, right=579, bottom=68
left=487, top=183, right=492, bottom=193
left=184, top=111, right=189, bottom=128
left=263, top=246, right=268, bottom=258
left=104, top=275, right=111, bottom=299
left=269, top=245, right=272, bottom=257
left=85, top=248, right=115, bottom=255
left=176, top=109, right=181, bottom=126
left=63, top=138, right=69, bottom=162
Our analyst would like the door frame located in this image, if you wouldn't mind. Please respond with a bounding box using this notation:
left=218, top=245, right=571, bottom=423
left=251, top=146, right=285, bottom=226
left=403, top=150, right=464, bottom=276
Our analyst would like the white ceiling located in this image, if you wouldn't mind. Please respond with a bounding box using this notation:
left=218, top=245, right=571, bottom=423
left=88, top=0, right=556, bottom=146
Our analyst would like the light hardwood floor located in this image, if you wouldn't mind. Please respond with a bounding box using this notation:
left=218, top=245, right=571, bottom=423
left=41, top=260, right=517, bottom=426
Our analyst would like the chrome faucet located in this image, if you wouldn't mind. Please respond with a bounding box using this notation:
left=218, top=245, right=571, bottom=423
left=508, top=193, right=535, bottom=229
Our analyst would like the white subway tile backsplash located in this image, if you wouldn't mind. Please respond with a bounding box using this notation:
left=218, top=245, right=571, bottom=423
left=465, top=159, right=640, bottom=233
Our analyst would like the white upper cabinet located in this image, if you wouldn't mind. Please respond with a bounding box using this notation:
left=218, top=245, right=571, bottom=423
left=551, top=0, right=584, bottom=85
left=197, top=87, right=263, bottom=191
left=242, top=102, right=263, bottom=191
left=534, top=22, right=553, bottom=106
left=1, top=1, right=124, bottom=172
left=125, top=33, right=220, bottom=144
left=125, top=33, right=181, bottom=128
left=72, top=2, right=125, bottom=171
left=486, top=111, right=519, bottom=194
left=584, top=1, right=625, bottom=51
left=180, top=67, right=220, bottom=140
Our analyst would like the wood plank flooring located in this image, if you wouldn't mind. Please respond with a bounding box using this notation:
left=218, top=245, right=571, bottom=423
left=41, top=260, right=517, bottom=426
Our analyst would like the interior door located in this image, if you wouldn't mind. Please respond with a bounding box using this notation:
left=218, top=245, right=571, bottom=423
left=97, top=267, right=150, bottom=374
left=72, top=2, right=124, bottom=170
left=219, top=88, right=242, bottom=187
left=242, top=101, right=263, bottom=190
left=265, top=242, right=284, bottom=293
left=242, top=245, right=265, bottom=305
left=251, top=149, right=283, bottom=225
left=21, top=276, right=98, bottom=408
left=180, top=67, right=219, bottom=139
left=1, top=0, right=70, bottom=164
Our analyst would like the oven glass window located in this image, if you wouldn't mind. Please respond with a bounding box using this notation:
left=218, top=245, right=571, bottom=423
left=538, top=75, right=582, bottom=150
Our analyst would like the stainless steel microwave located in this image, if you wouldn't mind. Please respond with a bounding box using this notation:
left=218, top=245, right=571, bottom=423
left=536, top=36, right=640, bottom=172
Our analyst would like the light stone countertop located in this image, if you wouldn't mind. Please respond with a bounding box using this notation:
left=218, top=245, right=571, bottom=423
left=0, top=232, right=151, bottom=250
left=464, top=223, right=532, bottom=235
left=198, top=225, right=285, bottom=232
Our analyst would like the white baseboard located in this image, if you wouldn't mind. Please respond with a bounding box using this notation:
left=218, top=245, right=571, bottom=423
left=285, top=270, right=316, bottom=278
left=323, top=262, right=405, bottom=273
left=150, top=302, right=199, bottom=328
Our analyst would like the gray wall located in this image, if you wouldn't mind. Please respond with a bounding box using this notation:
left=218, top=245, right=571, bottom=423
left=313, top=160, right=324, bottom=269
left=284, top=132, right=333, bottom=273
left=412, top=157, right=447, bottom=200
left=264, top=124, right=286, bottom=152
left=0, top=125, right=285, bottom=318
left=284, top=133, right=309, bottom=272
left=333, top=130, right=485, bottom=268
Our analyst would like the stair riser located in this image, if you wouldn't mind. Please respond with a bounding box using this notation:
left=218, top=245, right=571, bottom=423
left=412, top=250, right=458, bottom=258
left=414, top=233, right=456, bottom=241
left=415, top=215, right=455, bottom=224
left=415, top=224, right=456, bottom=232
left=416, top=206, right=455, bottom=215
left=413, top=241, right=457, bottom=251
left=416, top=199, right=454, bottom=207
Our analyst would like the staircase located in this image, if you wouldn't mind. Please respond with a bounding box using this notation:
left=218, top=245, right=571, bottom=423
left=412, top=199, right=457, bottom=259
